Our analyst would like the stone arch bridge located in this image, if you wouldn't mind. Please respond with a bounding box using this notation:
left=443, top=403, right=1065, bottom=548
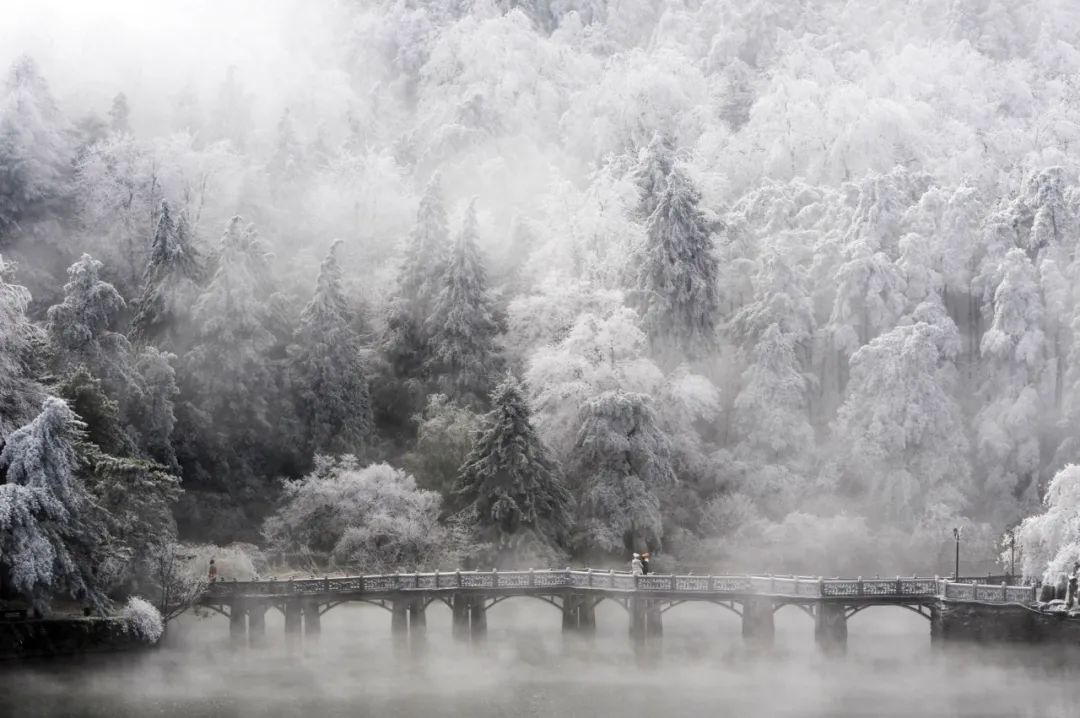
left=199, top=569, right=1037, bottom=655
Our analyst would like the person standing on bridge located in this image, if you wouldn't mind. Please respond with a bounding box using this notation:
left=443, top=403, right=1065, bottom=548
left=641, top=553, right=651, bottom=575
left=208, top=558, right=218, bottom=583
left=631, top=553, right=643, bottom=576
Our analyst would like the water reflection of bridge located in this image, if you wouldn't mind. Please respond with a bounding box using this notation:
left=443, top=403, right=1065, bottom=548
left=199, top=570, right=1037, bottom=655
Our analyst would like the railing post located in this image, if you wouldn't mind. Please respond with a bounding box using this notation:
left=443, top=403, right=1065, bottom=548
left=434, top=569, right=439, bottom=587
left=857, top=577, right=863, bottom=596
left=588, top=568, right=593, bottom=587
left=793, top=576, right=799, bottom=595
left=492, top=568, right=498, bottom=588
left=708, top=575, right=715, bottom=592
left=769, top=574, right=775, bottom=593
left=359, top=575, right=365, bottom=592
left=609, top=569, right=614, bottom=589
left=324, top=576, right=330, bottom=593
left=1002, top=581, right=1007, bottom=602
left=671, top=573, right=677, bottom=591
left=529, top=568, right=534, bottom=587
left=634, top=573, right=639, bottom=590
left=819, top=577, right=825, bottom=596
left=456, top=570, right=462, bottom=588
left=896, top=576, right=901, bottom=595
left=414, top=572, right=419, bottom=588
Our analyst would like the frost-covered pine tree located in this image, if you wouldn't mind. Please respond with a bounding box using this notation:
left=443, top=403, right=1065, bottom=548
left=290, top=240, right=372, bottom=456
left=454, top=375, right=573, bottom=561
left=0, top=398, right=107, bottom=614
left=0, top=55, right=71, bottom=234
left=131, top=202, right=204, bottom=349
left=185, top=217, right=276, bottom=441
left=0, top=255, right=44, bottom=442
left=128, top=347, right=180, bottom=473
left=399, top=172, right=450, bottom=319
left=425, top=200, right=502, bottom=406
left=268, top=107, right=305, bottom=189
left=571, top=390, right=675, bottom=556
left=635, top=166, right=721, bottom=363
left=47, top=254, right=133, bottom=398
left=633, top=133, right=675, bottom=219
left=108, top=92, right=130, bottom=135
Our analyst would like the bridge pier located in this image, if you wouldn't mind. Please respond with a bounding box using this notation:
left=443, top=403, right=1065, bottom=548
left=248, top=601, right=267, bottom=648
left=284, top=600, right=302, bottom=653
left=229, top=598, right=247, bottom=647
left=303, top=599, right=321, bottom=649
left=452, top=594, right=470, bottom=641
left=630, top=597, right=646, bottom=646
left=741, top=598, right=774, bottom=650
left=391, top=599, right=409, bottom=648
left=815, top=602, right=847, bottom=656
left=579, top=597, right=596, bottom=637
left=409, top=598, right=427, bottom=651
left=646, top=601, right=663, bottom=641
left=469, top=596, right=487, bottom=641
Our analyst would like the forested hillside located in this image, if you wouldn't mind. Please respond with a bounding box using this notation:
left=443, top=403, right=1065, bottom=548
left=3, top=0, right=1080, bottom=612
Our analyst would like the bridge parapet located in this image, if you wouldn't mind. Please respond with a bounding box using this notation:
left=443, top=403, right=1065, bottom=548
left=201, top=571, right=1037, bottom=606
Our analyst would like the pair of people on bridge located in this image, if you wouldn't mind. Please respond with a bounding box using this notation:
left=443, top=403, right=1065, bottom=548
left=631, top=553, right=651, bottom=576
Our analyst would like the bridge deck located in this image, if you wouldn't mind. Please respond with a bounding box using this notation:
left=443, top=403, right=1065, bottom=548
left=201, top=570, right=1036, bottom=606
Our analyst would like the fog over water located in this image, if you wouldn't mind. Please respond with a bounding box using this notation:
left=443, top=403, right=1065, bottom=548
left=4, top=605, right=1080, bottom=718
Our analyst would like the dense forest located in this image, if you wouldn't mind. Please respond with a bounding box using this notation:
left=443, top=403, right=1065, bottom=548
left=3, top=0, right=1080, bottom=614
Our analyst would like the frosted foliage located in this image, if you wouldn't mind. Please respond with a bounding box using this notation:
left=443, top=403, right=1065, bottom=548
left=0, top=398, right=100, bottom=613
left=47, top=254, right=130, bottom=384
left=832, top=319, right=969, bottom=522
left=635, top=166, right=721, bottom=362
left=291, top=240, right=372, bottom=455
left=187, top=216, right=275, bottom=427
left=571, top=391, right=675, bottom=554
left=132, top=201, right=203, bottom=346
left=122, top=596, right=164, bottom=644
left=0, top=55, right=70, bottom=230
left=425, top=201, right=501, bottom=405
left=0, top=255, right=43, bottom=440
left=455, top=375, right=573, bottom=559
left=263, top=458, right=445, bottom=572
left=980, top=249, right=1045, bottom=369
left=1016, top=465, right=1080, bottom=580
left=398, top=173, right=449, bottom=318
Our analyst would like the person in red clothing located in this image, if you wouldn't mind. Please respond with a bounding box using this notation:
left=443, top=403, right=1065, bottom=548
left=208, top=558, right=218, bottom=583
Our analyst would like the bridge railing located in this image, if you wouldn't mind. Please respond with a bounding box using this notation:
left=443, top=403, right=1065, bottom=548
left=201, top=571, right=1038, bottom=605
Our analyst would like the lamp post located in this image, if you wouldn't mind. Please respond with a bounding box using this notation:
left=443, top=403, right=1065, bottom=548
left=1008, top=530, right=1016, bottom=581
left=952, top=527, right=961, bottom=581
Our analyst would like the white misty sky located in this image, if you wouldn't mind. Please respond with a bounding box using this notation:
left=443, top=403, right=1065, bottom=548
left=0, top=0, right=351, bottom=132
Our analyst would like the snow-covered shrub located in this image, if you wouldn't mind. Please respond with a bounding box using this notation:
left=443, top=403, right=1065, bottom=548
left=122, top=596, right=164, bottom=644
left=263, top=457, right=445, bottom=573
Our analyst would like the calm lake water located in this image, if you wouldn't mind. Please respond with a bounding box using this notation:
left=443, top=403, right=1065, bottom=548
left=2, top=601, right=1078, bottom=717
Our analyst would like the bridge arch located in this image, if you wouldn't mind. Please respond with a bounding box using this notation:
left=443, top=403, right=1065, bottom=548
left=845, top=603, right=933, bottom=621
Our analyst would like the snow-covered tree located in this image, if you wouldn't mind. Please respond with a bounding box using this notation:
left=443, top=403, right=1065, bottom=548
left=399, top=173, right=450, bottom=319
left=0, top=55, right=71, bottom=234
left=426, top=200, right=502, bottom=406
left=404, top=394, right=481, bottom=495
left=634, top=166, right=720, bottom=363
left=0, top=398, right=108, bottom=614
left=975, top=248, right=1046, bottom=523
left=454, top=375, right=573, bottom=562
left=290, top=240, right=372, bottom=456
left=830, top=316, right=969, bottom=523
left=1015, top=465, right=1080, bottom=581
left=570, top=390, right=675, bottom=556
left=268, top=108, right=305, bottom=189
left=0, top=255, right=44, bottom=442
left=633, top=133, right=675, bottom=219
left=262, top=457, right=445, bottom=572
left=131, top=202, right=203, bottom=349
left=108, top=93, right=130, bottom=135
left=46, top=254, right=133, bottom=398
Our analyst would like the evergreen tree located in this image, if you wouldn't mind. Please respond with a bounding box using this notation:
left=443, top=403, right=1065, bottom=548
left=0, top=398, right=108, bottom=614
left=108, top=92, right=130, bottom=135
left=426, top=200, right=502, bottom=406
left=132, top=201, right=203, bottom=349
left=46, top=254, right=132, bottom=398
left=290, top=240, right=372, bottom=456
left=185, top=217, right=276, bottom=461
left=454, top=375, right=573, bottom=561
left=633, top=133, right=675, bottom=219
left=399, top=173, right=450, bottom=319
left=635, top=166, right=721, bottom=363
left=0, top=254, right=44, bottom=442
left=268, top=107, right=305, bottom=189
left=129, top=347, right=180, bottom=473
left=0, top=55, right=71, bottom=235
left=570, top=390, right=675, bottom=556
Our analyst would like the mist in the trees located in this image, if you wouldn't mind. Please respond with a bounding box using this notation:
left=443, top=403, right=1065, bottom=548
left=3, top=0, right=1080, bottom=622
